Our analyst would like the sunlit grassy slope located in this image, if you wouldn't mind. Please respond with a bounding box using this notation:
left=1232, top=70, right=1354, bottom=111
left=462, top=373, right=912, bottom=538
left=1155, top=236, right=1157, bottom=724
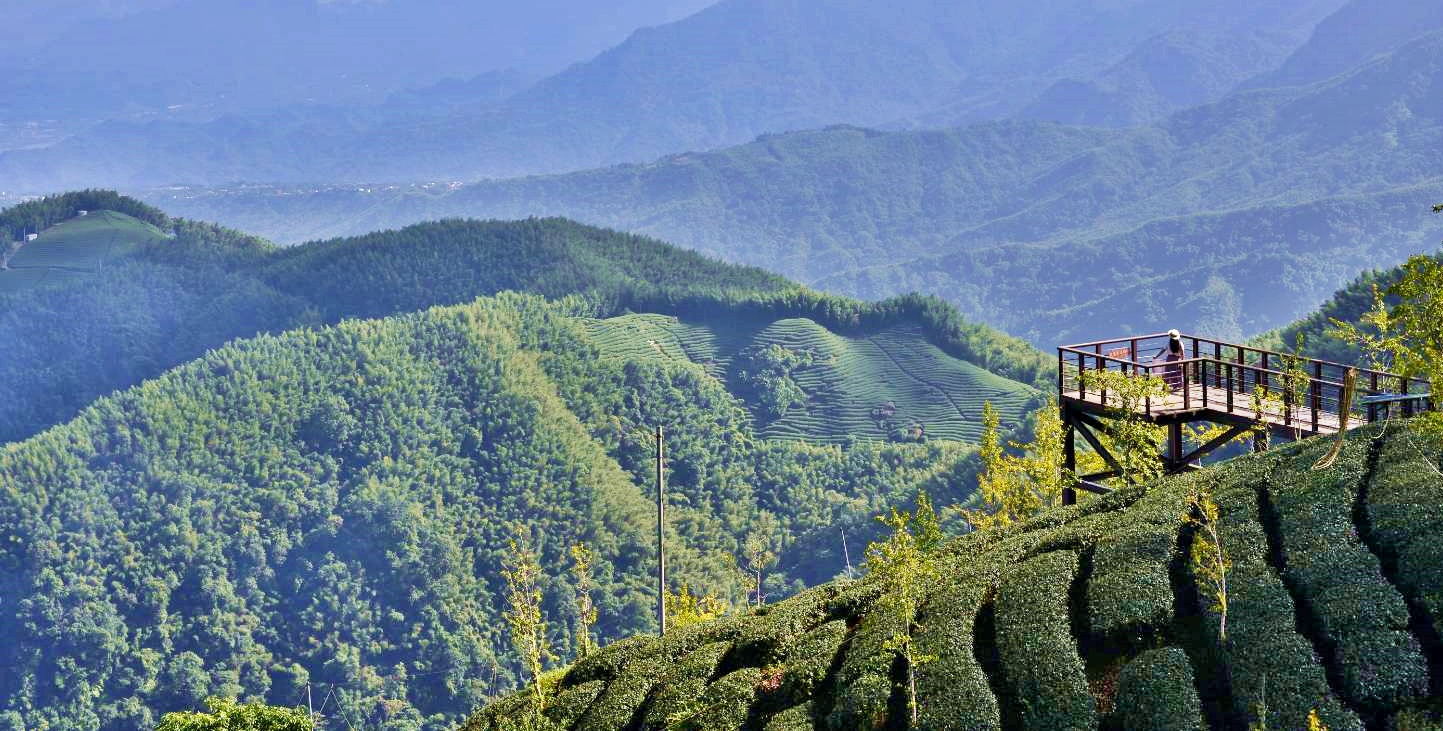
left=587, top=314, right=1035, bottom=443
left=470, top=421, right=1443, bottom=731
left=0, top=210, right=166, bottom=294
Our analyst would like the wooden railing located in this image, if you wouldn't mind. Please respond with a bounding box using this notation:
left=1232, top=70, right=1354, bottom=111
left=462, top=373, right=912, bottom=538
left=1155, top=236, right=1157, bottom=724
left=1058, top=332, right=1432, bottom=433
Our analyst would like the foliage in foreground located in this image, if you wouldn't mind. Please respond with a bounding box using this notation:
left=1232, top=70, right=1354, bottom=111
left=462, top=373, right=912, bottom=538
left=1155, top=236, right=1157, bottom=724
left=471, top=421, right=1443, bottom=730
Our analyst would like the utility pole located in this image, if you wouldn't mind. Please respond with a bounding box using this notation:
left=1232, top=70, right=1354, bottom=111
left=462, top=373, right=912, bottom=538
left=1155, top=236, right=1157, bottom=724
left=306, top=682, right=314, bottom=727
left=655, top=424, right=667, bottom=636
left=841, top=528, right=853, bottom=579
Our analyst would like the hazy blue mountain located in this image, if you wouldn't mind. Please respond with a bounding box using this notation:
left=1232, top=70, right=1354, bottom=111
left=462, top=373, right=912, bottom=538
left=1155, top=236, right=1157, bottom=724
left=0, top=0, right=1343, bottom=190
left=1245, top=0, right=1443, bottom=89
left=148, top=28, right=1443, bottom=347
left=1017, top=30, right=1298, bottom=127
left=0, top=0, right=713, bottom=120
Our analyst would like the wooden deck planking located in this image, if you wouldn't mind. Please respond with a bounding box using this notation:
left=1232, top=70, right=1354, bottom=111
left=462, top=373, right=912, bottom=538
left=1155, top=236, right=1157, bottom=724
left=1062, top=383, right=1345, bottom=435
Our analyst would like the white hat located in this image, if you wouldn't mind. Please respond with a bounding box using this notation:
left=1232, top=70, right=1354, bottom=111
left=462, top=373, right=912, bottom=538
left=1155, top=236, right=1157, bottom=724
left=1168, top=329, right=1181, bottom=338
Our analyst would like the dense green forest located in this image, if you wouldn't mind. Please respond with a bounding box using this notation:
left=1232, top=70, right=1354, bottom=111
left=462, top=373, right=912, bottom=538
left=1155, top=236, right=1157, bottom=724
left=0, top=196, right=1051, bottom=730
left=153, top=15, right=1443, bottom=345
left=474, top=421, right=1443, bottom=730
left=0, top=197, right=1046, bottom=447
left=0, top=292, right=994, bottom=731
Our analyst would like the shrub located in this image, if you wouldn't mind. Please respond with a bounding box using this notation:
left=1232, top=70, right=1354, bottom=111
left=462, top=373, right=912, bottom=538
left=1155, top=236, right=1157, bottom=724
left=1089, top=526, right=1177, bottom=643
left=1112, top=648, right=1202, bottom=731
left=1366, top=425, right=1443, bottom=638
left=995, top=550, right=1095, bottom=731
left=1203, top=474, right=1361, bottom=731
left=562, top=635, right=662, bottom=687
left=826, top=602, right=908, bottom=730
left=763, top=702, right=816, bottom=731
left=726, top=586, right=835, bottom=669
left=1264, top=435, right=1425, bottom=710
left=671, top=667, right=766, bottom=731
left=776, top=619, right=849, bottom=708
left=912, top=571, right=1001, bottom=730
left=544, top=680, right=605, bottom=729
left=573, top=655, right=669, bottom=731
left=640, top=641, right=733, bottom=730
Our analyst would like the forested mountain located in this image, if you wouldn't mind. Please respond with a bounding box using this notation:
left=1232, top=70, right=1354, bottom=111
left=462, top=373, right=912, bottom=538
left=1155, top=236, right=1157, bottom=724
left=0, top=293, right=997, bottom=731
left=0, top=193, right=1044, bottom=447
left=153, top=23, right=1443, bottom=346
left=474, top=421, right=1443, bottom=730
left=0, top=0, right=1343, bottom=189
left=0, top=195, right=1048, bottom=729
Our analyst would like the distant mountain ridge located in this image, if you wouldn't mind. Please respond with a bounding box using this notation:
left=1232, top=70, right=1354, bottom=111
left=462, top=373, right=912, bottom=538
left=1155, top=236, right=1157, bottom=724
left=0, top=0, right=1345, bottom=189
left=150, top=23, right=1443, bottom=346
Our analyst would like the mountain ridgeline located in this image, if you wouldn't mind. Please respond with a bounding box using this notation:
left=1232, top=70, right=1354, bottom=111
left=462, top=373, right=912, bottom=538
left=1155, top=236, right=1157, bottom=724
left=473, top=422, right=1443, bottom=731
left=0, top=193, right=1049, bottom=448
left=0, top=195, right=1047, bottom=730
left=151, top=3, right=1443, bottom=346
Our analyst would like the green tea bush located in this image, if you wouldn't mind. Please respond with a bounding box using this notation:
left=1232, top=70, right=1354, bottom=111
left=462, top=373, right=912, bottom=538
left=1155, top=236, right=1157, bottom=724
left=562, top=635, right=662, bottom=687
left=1265, top=436, right=1425, bottom=709
left=1367, top=425, right=1443, bottom=637
left=763, top=701, right=816, bottom=731
left=995, top=550, right=1094, bottom=731
left=825, top=578, right=884, bottom=621
left=544, top=680, right=606, bottom=729
left=1113, top=647, right=1202, bottom=731
left=1089, top=526, right=1177, bottom=642
left=1205, top=476, right=1361, bottom=731
left=912, top=571, right=1001, bottom=730
left=640, top=641, right=733, bottom=730
left=777, top=619, right=849, bottom=708
left=671, top=667, right=765, bottom=731
left=574, top=655, right=669, bottom=731
left=728, top=586, right=835, bottom=668
left=826, top=604, right=907, bottom=730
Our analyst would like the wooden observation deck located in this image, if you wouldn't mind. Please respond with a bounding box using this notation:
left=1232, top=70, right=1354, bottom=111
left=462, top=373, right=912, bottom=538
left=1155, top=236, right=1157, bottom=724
left=1057, top=332, right=1432, bottom=504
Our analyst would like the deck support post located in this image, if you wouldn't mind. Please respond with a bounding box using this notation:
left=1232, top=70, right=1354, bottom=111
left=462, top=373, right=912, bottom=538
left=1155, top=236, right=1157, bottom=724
left=1167, top=422, right=1184, bottom=472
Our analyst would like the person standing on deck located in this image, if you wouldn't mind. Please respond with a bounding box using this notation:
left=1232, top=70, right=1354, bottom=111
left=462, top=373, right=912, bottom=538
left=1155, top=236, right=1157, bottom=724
left=1163, top=329, right=1186, bottom=392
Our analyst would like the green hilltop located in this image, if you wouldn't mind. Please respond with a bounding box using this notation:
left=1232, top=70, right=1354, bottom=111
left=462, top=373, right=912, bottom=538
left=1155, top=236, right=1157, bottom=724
left=0, top=193, right=1045, bottom=447
left=0, top=292, right=998, bottom=730
left=471, top=422, right=1443, bottom=731
left=0, top=193, right=1049, bottom=730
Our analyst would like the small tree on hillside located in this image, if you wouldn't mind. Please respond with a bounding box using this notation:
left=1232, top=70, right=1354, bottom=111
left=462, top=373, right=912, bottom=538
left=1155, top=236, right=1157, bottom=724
left=866, top=495, right=942, bottom=727
left=568, top=542, right=599, bottom=659
left=959, top=399, right=1075, bottom=530
left=502, top=524, right=554, bottom=726
left=1076, top=369, right=1169, bottom=485
left=735, top=511, right=781, bottom=609
left=1185, top=489, right=1231, bottom=643
left=665, top=584, right=729, bottom=630
left=1332, top=251, right=1443, bottom=434
left=155, top=698, right=311, bottom=731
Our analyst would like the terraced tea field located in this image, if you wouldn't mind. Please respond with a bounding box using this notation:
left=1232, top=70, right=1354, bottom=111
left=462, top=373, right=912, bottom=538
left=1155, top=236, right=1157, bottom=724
left=0, top=210, right=166, bottom=294
left=586, top=313, right=1036, bottom=444
left=472, top=421, right=1443, bottom=730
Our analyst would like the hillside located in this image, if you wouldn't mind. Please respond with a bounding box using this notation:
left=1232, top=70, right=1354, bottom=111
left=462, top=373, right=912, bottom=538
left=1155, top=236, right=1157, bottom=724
left=150, top=26, right=1443, bottom=346
left=0, top=194, right=1044, bottom=447
left=0, top=288, right=1014, bottom=731
left=0, top=0, right=1344, bottom=189
left=471, top=421, right=1443, bottom=730
left=0, top=209, right=166, bottom=293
